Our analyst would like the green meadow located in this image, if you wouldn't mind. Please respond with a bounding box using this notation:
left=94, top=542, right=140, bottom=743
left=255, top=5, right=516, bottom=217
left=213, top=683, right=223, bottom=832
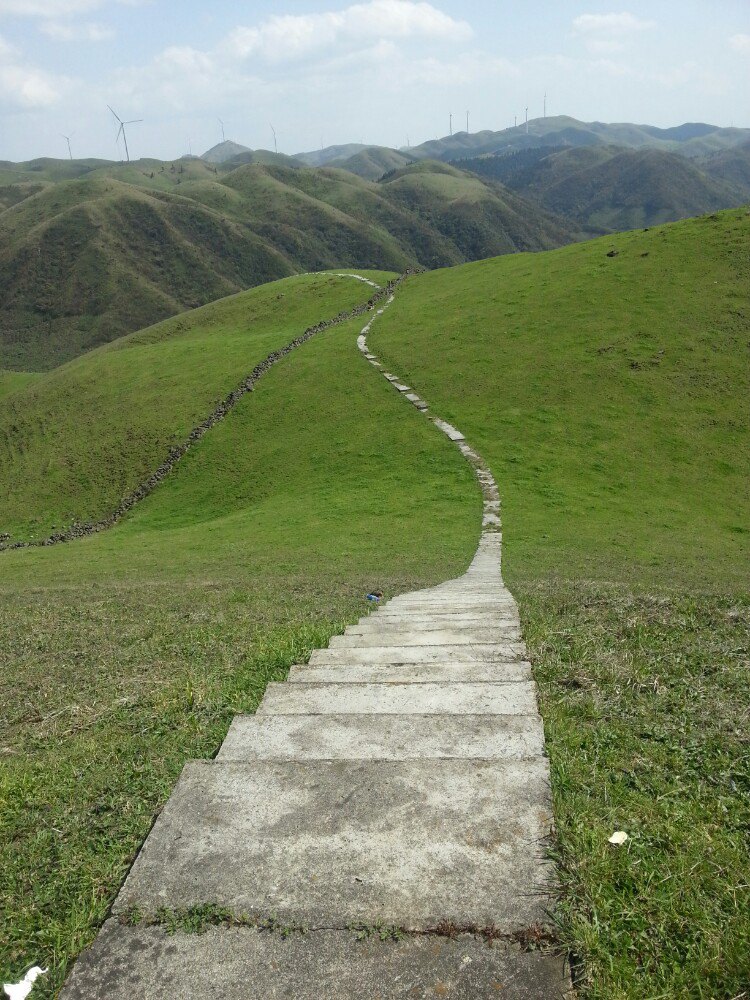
left=0, top=279, right=478, bottom=996
left=370, top=208, right=750, bottom=997
left=1, top=208, right=748, bottom=998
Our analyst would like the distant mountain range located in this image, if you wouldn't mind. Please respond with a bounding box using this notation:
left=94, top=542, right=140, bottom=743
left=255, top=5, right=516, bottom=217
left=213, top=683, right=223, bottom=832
left=0, top=157, right=573, bottom=370
left=196, top=115, right=750, bottom=234
left=1, top=115, right=748, bottom=370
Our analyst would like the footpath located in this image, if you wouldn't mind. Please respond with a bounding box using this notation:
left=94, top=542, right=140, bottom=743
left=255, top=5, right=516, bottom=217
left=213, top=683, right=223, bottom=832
left=60, top=289, right=570, bottom=998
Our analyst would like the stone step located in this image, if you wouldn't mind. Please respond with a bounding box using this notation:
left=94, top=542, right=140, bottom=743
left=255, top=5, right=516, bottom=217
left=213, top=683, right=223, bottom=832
left=364, top=609, right=516, bottom=621
left=288, top=661, right=532, bottom=683
left=329, top=629, right=522, bottom=648
left=61, top=922, right=569, bottom=999
left=368, top=610, right=518, bottom=623
left=350, top=619, right=521, bottom=634
left=111, top=759, right=555, bottom=930
left=308, top=644, right=526, bottom=665
left=257, top=681, right=537, bottom=715
left=217, top=712, right=545, bottom=761
left=384, top=600, right=516, bottom=611
left=433, top=418, right=465, bottom=441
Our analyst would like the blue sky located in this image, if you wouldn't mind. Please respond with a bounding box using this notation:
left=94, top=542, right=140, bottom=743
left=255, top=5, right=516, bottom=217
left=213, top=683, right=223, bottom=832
left=1, top=0, right=748, bottom=161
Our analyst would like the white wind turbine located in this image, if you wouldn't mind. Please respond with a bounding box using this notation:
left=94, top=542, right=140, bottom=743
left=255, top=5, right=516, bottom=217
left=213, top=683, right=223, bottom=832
left=108, top=106, right=143, bottom=163
left=61, top=132, right=74, bottom=160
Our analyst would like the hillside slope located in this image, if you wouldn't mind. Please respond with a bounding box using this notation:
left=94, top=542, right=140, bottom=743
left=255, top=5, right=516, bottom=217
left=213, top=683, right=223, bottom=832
left=2, top=214, right=747, bottom=1000
left=370, top=208, right=750, bottom=587
left=0, top=268, right=478, bottom=997
left=330, top=145, right=415, bottom=180
left=0, top=160, right=575, bottom=369
left=459, top=144, right=748, bottom=232
left=0, top=270, right=394, bottom=539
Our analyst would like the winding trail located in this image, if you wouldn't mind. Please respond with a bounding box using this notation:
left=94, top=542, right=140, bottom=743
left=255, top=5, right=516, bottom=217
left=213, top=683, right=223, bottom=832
left=60, top=276, right=569, bottom=998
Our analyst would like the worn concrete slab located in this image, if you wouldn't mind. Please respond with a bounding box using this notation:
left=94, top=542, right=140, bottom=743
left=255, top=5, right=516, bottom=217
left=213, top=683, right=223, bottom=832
left=384, top=592, right=518, bottom=612
left=308, top=644, right=526, bottom=665
left=258, top=681, right=537, bottom=715
left=393, top=382, right=411, bottom=392
left=61, top=921, right=570, bottom=1000
left=433, top=418, right=465, bottom=442
left=369, top=611, right=519, bottom=624
left=288, top=661, right=532, bottom=683
left=112, top=759, right=555, bottom=928
left=329, top=629, right=521, bottom=647
left=361, top=611, right=517, bottom=624
left=217, top=713, right=546, bottom=762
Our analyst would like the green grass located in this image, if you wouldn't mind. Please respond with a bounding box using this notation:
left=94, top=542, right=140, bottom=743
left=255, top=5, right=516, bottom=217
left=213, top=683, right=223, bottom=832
left=520, top=583, right=750, bottom=998
left=368, top=208, right=750, bottom=997
left=0, top=370, right=38, bottom=401
left=0, top=270, right=393, bottom=539
left=0, top=290, right=479, bottom=996
left=2, top=210, right=749, bottom=998
left=371, top=209, right=750, bottom=589
left=0, top=159, right=573, bottom=370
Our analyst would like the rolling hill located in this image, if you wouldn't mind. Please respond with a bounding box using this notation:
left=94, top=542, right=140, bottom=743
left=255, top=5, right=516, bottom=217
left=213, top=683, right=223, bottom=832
left=407, top=115, right=750, bottom=163
left=328, top=145, right=415, bottom=180
left=460, top=144, right=747, bottom=232
left=1, top=210, right=748, bottom=1000
left=0, top=270, right=396, bottom=540
left=0, top=159, right=575, bottom=370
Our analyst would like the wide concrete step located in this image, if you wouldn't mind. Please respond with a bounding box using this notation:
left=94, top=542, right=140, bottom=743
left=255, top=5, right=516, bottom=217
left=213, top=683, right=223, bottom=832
left=61, top=922, right=569, bottom=999
left=258, top=681, right=538, bottom=715
left=384, top=601, right=516, bottom=613
left=368, top=612, right=519, bottom=625
left=217, top=713, right=545, bottom=761
left=329, top=629, right=522, bottom=647
left=308, top=644, right=526, bottom=665
left=112, top=759, right=555, bottom=929
left=358, top=613, right=519, bottom=628
left=288, top=661, right=532, bottom=683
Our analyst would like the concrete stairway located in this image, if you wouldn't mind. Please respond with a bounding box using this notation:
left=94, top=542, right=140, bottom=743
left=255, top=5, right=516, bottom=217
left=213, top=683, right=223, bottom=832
left=60, top=294, right=570, bottom=998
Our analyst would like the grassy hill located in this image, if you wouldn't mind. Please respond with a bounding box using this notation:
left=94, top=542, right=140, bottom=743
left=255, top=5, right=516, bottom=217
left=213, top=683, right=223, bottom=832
left=2, top=212, right=747, bottom=998
left=0, top=269, right=478, bottom=996
left=461, top=144, right=745, bottom=232
left=367, top=209, right=750, bottom=996
left=408, top=115, right=750, bottom=163
left=0, top=270, right=395, bottom=540
left=330, top=145, right=415, bottom=180
left=0, top=159, right=575, bottom=370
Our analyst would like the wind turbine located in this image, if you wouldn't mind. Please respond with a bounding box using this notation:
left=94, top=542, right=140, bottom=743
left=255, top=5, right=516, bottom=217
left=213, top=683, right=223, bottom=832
left=466, top=110, right=469, bottom=134
left=218, top=118, right=226, bottom=143
left=108, top=105, right=142, bottom=163
left=270, top=123, right=277, bottom=154
left=61, top=132, right=74, bottom=160
left=449, top=112, right=453, bottom=136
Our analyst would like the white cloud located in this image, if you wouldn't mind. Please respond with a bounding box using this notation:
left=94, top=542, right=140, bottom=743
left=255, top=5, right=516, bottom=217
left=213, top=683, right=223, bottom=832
left=40, top=19, right=113, bottom=39
left=111, top=0, right=473, bottom=113
left=729, top=33, right=750, bottom=55
left=0, top=29, right=72, bottom=107
left=573, top=12, right=656, bottom=35
left=225, top=0, right=471, bottom=63
left=0, top=0, right=101, bottom=13
left=0, top=61, right=69, bottom=107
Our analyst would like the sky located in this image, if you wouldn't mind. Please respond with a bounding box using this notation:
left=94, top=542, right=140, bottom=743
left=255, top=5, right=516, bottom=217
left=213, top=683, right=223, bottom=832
left=0, top=0, right=749, bottom=161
